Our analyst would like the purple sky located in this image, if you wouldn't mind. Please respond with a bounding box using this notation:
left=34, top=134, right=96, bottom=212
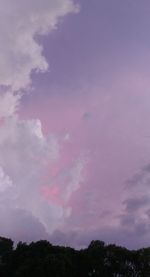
left=0, top=0, right=150, bottom=249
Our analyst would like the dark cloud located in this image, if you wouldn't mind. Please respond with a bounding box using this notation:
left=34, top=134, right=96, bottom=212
left=142, top=163, right=150, bottom=172
left=123, top=196, right=149, bottom=212
left=117, top=164, right=150, bottom=248
left=82, top=112, right=92, bottom=120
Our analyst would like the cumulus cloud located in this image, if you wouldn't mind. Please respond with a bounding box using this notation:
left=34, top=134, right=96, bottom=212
left=0, top=0, right=85, bottom=243
left=0, top=92, right=21, bottom=117
left=0, top=116, right=58, bottom=234
left=0, top=110, right=85, bottom=240
left=0, top=117, right=59, bottom=183
left=0, top=0, right=79, bottom=116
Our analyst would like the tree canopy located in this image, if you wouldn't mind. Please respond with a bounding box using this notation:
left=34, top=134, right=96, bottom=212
left=0, top=236, right=149, bottom=276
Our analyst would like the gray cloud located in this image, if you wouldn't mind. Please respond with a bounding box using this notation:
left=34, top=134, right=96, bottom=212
left=117, top=165, right=150, bottom=246
left=123, top=196, right=149, bottom=212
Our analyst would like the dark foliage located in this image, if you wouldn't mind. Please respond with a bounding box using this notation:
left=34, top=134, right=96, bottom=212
left=0, top=236, right=149, bottom=276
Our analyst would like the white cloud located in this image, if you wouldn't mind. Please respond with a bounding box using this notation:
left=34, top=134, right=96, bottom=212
left=0, top=116, right=85, bottom=237
left=0, top=0, right=85, bottom=241
left=60, top=157, right=85, bottom=201
left=0, top=0, right=79, bottom=116
left=0, top=92, right=21, bottom=117
left=0, top=166, right=12, bottom=192
left=0, top=116, right=59, bottom=177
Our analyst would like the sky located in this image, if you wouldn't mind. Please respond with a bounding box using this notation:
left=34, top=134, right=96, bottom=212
left=0, top=0, right=150, bottom=249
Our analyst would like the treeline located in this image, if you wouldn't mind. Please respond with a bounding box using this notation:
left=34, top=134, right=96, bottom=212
left=0, top=237, right=149, bottom=276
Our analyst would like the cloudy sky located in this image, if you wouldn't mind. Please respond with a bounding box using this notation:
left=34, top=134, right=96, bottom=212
left=0, top=0, right=150, bottom=249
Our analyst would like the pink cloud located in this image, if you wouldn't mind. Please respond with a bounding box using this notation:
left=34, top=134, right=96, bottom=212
left=20, top=64, right=150, bottom=238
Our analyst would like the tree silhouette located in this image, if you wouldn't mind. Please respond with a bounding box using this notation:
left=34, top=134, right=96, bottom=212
left=0, top=236, right=149, bottom=276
